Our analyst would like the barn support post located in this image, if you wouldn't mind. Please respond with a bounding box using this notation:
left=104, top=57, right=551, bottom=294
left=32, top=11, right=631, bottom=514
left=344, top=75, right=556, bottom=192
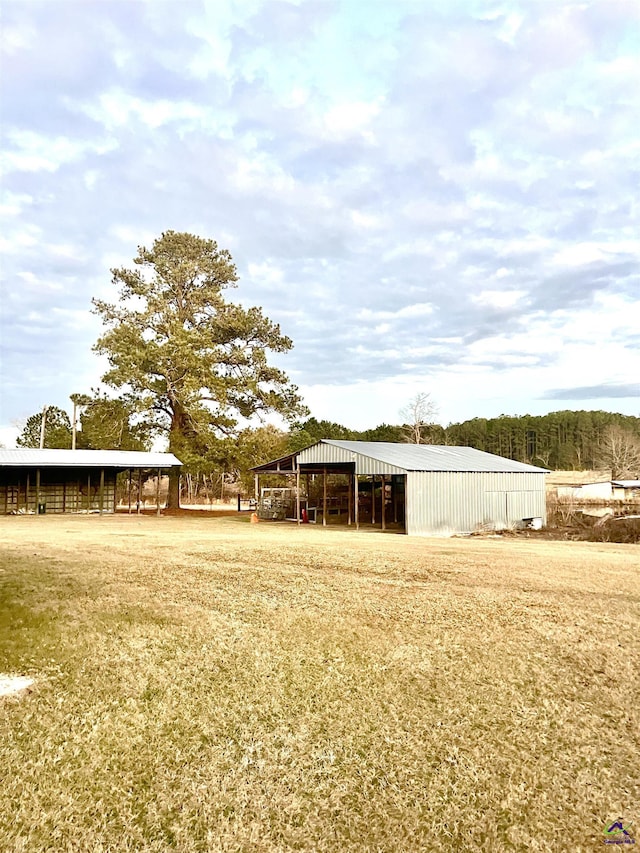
left=137, top=469, right=142, bottom=514
left=354, top=475, right=359, bottom=530
left=63, top=480, right=66, bottom=514
left=71, top=399, right=77, bottom=451
left=347, top=470, right=353, bottom=526
left=87, top=473, right=91, bottom=512
left=296, top=467, right=301, bottom=525
left=99, top=468, right=105, bottom=515
left=371, top=477, right=375, bottom=525
left=128, top=469, right=132, bottom=514
left=381, top=475, right=386, bottom=531
left=35, top=469, right=40, bottom=514
left=156, top=468, right=161, bottom=516
left=25, top=473, right=30, bottom=513
left=393, top=478, right=398, bottom=524
left=322, top=467, right=327, bottom=527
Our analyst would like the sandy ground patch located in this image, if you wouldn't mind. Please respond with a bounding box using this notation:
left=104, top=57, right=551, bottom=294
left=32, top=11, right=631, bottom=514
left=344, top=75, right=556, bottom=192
left=0, top=675, right=34, bottom=697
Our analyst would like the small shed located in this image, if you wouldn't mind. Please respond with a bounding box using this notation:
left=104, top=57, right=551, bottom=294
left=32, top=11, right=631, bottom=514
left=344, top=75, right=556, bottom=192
left=546, top=470, right=613, bottom=501
left=611, top=480, right=640, bottom=500
left=0, top=449, right=182, bottom=515
left=252, top=440, right=548, bottom=536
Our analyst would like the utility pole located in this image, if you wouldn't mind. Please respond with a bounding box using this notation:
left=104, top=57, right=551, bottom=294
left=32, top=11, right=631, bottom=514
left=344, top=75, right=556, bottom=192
left=72, top=399, right=77, bottom=450
left=70, top=393, right=89, bottom=450
left=39, top=406, right=48, bottom=449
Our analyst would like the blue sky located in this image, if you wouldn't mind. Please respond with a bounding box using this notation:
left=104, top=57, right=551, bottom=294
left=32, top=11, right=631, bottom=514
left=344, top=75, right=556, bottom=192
left=1, top=0, right=639, bottom=446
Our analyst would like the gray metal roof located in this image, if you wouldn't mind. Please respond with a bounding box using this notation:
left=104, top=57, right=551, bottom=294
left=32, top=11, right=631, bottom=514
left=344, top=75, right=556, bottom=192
left=612, top=480, right=640, bottom=488
left=0, top=449, right=182, bottom=468
left=305, top=440, right=548, bottom=474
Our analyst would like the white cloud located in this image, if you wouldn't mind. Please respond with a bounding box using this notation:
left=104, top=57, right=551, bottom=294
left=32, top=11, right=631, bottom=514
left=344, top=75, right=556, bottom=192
left=551, top=241, right=640, bottom=268
left=323, top=99, right=383, bottom=138
left=0, top=225, right=42, bottom=253
left=0, top=130, right=118, bottom=175
left=350, top=210, right=384, bottom=230
left=0, top=426, right=19, bottom=449
left=0, top=22, right=35, bottom=56
left=471, top=290, right=526, bottom=309
left=74, top=90, right=208, bottom=131
left=0, top=191, right=34, bottom=217
left=357, top=304, right=434, bottom=322
left=0, top=0, right=638, bottom=434
left=109, top=226, right=158, bottom=247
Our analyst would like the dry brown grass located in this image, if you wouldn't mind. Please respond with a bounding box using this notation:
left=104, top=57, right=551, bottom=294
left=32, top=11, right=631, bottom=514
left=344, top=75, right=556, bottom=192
left=0, top=515, right=638, bottom=852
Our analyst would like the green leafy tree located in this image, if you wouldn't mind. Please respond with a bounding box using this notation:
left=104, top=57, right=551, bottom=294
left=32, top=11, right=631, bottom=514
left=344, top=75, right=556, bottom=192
left=92, top=231, right=307, bottom=506
left=77, top=393, right=152, bottom=451
left=287, top=417, right=355, bottom=452
left=234, top=424, right=290, bottom=492
left=357, top=423, right=405, bottom=443
left=16, top=406, right=72, bottom=448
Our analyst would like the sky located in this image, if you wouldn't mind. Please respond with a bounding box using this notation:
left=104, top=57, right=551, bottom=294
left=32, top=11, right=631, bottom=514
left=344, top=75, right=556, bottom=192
left=1, top=0, right=639, bottom=447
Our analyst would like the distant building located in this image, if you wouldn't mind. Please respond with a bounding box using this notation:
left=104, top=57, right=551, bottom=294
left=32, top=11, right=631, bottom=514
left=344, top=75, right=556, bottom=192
left=0, top=449, right=182, bottom=514
left=611, top=480, right=640, bottom=500
left=546, top=470, right=613, bottom=501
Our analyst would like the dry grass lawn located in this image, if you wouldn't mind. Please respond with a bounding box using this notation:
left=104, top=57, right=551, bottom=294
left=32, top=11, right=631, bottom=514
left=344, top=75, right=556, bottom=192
left=0, top=514, right=638, bottom=852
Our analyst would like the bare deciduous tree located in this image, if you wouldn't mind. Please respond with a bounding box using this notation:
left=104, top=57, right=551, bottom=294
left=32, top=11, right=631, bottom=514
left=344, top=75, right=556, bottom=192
left=597, top=425, right=640, bottom=478
left=399, top=393, right=439, bottom=444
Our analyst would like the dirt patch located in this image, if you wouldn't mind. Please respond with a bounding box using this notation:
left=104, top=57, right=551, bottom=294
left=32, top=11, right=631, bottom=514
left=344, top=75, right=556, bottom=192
left=0, top=675, right=34, bottom=697
left=116, top=507, right=244, bottom=518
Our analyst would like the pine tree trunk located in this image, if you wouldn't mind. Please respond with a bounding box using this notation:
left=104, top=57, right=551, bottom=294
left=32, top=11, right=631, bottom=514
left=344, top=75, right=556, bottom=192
left=167, top=466, right=181, bottom=508
left=167, top=406, right=185, bottom=509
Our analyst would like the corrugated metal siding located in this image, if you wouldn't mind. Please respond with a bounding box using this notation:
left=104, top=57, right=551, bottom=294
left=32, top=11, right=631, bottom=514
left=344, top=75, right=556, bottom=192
left=0, top=449, right=182, bottom=468
left=298, top=443, right=353, bottom=466
left=297, top=443, right=405, bottom=475
left=405, top=471, right=546, bottom=536
left=353, top=457, right=406, bottom=476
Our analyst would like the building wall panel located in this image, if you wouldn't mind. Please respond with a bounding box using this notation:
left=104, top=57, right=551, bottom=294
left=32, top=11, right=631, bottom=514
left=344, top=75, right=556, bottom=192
left=0, top=470, right=117, bottom=514
left=405, top=471, right=546, bottom=536
left=298, top=444, right=405, bottom=475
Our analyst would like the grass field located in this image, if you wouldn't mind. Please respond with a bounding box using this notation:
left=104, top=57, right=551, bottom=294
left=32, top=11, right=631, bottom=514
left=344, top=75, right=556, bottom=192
left=0, top=514, right=638, bottom=852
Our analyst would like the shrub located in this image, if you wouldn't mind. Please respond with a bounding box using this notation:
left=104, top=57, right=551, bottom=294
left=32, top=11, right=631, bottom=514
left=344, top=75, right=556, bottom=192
left=582, top=517, right=640, bottom=544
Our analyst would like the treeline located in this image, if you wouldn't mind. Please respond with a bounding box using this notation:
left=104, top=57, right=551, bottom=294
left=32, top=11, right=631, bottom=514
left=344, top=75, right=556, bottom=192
left=439, top=410, right=640, bottom=470
left=286, top=410, right=640, bottom=471
left=16, top=406, right=640, bottom=495
left=19, top=232, right=636, bottom=504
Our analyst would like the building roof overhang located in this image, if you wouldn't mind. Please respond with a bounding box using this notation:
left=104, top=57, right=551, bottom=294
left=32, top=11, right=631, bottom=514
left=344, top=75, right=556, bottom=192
left=0, top=449, right=182, bottom=469
left=252, top=440, right=549, bottom=477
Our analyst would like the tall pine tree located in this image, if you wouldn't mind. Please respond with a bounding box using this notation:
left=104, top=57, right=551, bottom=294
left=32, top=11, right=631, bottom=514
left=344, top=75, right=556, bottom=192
left=92, top=231, right=306, bottom=506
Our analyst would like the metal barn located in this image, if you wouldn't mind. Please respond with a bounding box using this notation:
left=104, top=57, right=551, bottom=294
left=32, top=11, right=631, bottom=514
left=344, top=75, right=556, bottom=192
left=0, top=449, right=182, bottom=515
left=253, top=440, right=548, bottom=536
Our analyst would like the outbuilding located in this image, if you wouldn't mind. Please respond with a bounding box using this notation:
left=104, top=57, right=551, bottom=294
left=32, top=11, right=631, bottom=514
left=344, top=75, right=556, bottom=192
left=0, top=449, right=182, bottom=515
left=546, top=470, right=613, bottom=501
left=611, top=480, right=640, bottom=501
left=252, top=440, right=548, bottom=536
